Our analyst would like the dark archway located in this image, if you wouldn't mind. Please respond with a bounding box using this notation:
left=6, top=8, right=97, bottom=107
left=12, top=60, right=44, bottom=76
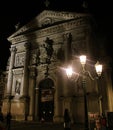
left=38, top=78, right=54, bottom=122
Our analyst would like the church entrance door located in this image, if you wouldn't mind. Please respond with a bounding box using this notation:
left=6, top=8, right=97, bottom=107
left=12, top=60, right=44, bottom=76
left=38, top=78, right=54, bottom=122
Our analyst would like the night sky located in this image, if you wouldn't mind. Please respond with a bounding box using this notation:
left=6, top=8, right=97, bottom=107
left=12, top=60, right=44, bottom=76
left=0, top=0, right=113, bottom=70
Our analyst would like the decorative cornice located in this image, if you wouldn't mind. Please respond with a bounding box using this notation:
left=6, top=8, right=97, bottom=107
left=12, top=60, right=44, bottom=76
left=13, top=68, right=24, bottom=75
left=8, top=16, right=91, bottom=44
left=37, top=10, right=89, bottom=22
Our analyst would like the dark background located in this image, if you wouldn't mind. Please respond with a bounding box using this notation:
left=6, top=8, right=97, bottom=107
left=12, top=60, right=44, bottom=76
left=0, top=0, right=113, bottom=70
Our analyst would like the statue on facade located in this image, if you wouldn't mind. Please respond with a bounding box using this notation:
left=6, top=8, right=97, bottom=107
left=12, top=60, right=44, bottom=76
left=44, top=37, right=54, bottom=63
left=15, top=81, right=21, bottom=94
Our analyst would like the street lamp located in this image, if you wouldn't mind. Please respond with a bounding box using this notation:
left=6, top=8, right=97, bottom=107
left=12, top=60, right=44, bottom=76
left=65, top=55, right=102, bottom=130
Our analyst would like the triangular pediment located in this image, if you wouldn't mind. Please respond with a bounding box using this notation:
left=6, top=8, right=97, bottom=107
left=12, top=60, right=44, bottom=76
left=8, top=10, right=87, bottom=40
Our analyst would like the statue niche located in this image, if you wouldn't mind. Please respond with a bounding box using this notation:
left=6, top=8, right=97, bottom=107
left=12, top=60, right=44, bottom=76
left=15, top=80, right=21, bottom=95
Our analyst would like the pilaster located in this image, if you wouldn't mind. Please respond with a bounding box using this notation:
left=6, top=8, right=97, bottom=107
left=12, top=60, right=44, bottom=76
left=35, top=87, right=39, bottom=121
left=21, top=43, right=30, bottom=96
left=28, top=66, right=36, bottom=120
left=6, top=46, right=17, bottom=96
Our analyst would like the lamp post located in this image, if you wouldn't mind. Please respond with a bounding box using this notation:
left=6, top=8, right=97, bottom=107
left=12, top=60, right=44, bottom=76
left=65, top=55, right=102, bottom=130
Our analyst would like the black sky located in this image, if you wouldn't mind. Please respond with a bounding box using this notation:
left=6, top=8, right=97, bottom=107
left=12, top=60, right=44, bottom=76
left=0, top=0, right=113, bottom=70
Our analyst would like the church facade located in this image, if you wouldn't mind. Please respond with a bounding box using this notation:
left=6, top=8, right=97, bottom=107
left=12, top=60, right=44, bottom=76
left=2, top=10, right=113, bottom=124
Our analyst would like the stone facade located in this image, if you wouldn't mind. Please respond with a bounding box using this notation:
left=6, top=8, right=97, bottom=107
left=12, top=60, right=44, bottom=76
left=1, top=10, right=113, bottom=124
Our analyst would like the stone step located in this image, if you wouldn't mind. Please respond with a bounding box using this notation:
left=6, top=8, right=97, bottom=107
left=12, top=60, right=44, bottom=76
left=6, top=121, right=84, bottom=130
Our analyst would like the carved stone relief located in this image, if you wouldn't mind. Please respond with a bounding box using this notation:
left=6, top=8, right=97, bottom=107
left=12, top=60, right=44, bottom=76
left=15, top=80, right=21, bottom=95
left=15, top=53, right=25, bottom=67
left=30, top=49, right=40, bottom=65
left=41, top=18, right=52, bottom=27
left=44, top=37, right=54, bottom=59
left=13, top=69, right=23, bottom=96
left=30, top=53, right=37, bottom=65
left=39, top=46, right=47, bottom=64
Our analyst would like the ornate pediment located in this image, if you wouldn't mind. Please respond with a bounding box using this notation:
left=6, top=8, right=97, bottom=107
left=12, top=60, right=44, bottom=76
left=8, top=10, right=87, bottom=40
left=37, top=10, right=83, bottom=27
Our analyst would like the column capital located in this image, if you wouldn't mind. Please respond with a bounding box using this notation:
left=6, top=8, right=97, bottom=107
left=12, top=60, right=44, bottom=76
left=35, top=88, right=39, bottom=94
left=10, top=46, right=17, bottom=52
left=63, top=33, right=72, bottom=41
left=24, top=43, right=31, bottom=50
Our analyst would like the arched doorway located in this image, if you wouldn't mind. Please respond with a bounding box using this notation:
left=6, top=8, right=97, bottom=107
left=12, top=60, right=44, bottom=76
left=38, top=78, right=54, bottom=122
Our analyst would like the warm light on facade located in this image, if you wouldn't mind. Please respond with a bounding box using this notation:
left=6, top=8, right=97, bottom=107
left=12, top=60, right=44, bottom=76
left=66, top=66, right=73, bottom=78
left=65, top=55, right=103, bottom=130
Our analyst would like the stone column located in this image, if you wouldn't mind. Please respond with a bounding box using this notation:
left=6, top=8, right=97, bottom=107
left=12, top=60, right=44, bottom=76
left=28, top=66, right=36, bottom=120
left=6, top=46, right=17, bottom=95
left=54, top=72, right=63, bottom=122
left=63, top=33, right=72, bottom=96
left=63, top=33, right=72, bottom=62
left=54, top=85, right=61, bottom=122
left=35, top=87, right=39, bottom=120
left=105, top=67, right=113, bottom=111
left=62, top=33, right=73, bottom=122
left=21, top=43, right=30, bottom=96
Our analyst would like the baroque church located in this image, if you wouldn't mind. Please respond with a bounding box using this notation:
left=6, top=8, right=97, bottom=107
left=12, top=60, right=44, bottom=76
left=1, top=10, right=113, bottom=124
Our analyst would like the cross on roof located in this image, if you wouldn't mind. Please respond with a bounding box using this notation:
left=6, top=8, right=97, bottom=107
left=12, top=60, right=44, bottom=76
left=44, top=0, right=50, bottom=8
left=82, top=1, right=88, bottom=9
